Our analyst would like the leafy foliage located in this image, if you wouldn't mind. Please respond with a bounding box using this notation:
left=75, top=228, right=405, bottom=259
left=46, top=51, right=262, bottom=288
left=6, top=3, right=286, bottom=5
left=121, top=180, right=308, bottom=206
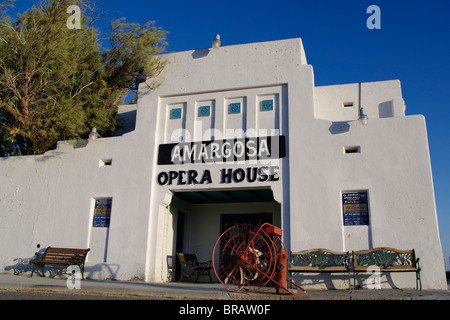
left=0, top=0, right=167, bottom=155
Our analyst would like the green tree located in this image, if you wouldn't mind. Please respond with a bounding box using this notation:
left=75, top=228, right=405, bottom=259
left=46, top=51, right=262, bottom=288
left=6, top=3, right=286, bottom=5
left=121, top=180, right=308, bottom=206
left=0, top=0, right=167, bottom=156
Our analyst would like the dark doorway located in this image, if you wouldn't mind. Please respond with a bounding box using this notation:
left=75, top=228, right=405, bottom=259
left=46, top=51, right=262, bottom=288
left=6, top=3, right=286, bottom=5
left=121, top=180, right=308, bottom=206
left=220, top=213, right=273, bottom=235
left=171, top=189, right=279, bottom=282
left=175, top=210, right=185, bottom=281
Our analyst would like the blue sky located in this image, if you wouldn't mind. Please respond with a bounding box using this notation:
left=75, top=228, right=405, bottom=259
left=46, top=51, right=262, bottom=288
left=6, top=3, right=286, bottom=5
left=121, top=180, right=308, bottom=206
left=12, top=0, right=450, bottom=270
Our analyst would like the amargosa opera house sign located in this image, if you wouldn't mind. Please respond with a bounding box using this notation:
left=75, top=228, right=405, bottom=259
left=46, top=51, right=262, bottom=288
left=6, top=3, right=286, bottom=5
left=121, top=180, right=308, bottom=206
left=156, top=135, right=286, bottom=186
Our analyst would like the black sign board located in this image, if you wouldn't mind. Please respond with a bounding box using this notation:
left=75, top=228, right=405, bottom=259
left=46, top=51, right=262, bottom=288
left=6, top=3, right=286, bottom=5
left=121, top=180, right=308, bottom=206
left=93, top=199, right=112, bottom=228
left=342, top=192, right=369, bottom=226
left=157, top=135, right=286, bottom=165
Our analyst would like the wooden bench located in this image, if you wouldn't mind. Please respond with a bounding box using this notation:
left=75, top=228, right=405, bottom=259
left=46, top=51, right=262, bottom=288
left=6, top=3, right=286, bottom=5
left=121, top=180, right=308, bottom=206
left=288, top=249, right=351, bottom=289
left=176, top=253, right=213, bottom=282
left=352, top=247, right=421, bottom=290
left=29, top=247, right=90, bottom=279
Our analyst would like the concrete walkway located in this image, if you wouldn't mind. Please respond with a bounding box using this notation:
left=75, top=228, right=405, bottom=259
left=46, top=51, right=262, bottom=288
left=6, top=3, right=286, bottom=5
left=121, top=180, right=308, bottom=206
left=0, top=273, right=449, bottom=300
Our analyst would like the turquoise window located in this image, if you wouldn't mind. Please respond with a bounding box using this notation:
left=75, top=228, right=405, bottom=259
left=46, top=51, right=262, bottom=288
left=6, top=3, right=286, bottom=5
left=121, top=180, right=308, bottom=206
left=198, top=105, right=211, bottom=117
left=261, top=100, right=274, bottom=111
left=170, top=108, right=182, bottom=119
left=229, top=102, right=241, bottom=114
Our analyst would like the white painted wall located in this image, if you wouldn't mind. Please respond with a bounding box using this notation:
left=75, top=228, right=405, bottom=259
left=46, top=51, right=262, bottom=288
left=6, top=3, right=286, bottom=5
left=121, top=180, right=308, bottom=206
left=0, top=38, right=446, bottom=290
left=0, top=134, right=155, bottom=280
left=288, top=115, right=445, bottom=289
left=314, top=80, right=406, bottom=121
left=141, top=39, right=308, bottom=283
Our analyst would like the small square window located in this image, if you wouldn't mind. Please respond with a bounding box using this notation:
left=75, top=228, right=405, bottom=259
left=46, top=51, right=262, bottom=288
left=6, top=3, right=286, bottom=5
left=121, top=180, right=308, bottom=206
left=261, top=100, right=274, bottom=111
left=170, top=108, right=182, bottom=119
left=198, top=105, right=211, bottom=117
left=229, top=102, right=241, bottom=114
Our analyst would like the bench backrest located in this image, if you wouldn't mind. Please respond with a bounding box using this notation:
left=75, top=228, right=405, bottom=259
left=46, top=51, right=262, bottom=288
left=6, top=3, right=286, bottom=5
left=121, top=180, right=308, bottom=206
left=290, top=249, right=350, bottom=270
left=43, top=247, right=90, bottom=264
left=177, top=253, right=199, bottom=267
left=353, top=247, right=417, bottom=271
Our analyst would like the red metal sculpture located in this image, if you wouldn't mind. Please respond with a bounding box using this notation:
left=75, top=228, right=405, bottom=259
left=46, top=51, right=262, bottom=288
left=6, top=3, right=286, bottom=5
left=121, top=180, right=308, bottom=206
left=212, top=223, right=306, bottom=295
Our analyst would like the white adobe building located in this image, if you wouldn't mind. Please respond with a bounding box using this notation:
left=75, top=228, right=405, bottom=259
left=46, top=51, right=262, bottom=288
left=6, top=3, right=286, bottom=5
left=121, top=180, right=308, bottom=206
left=0, top=37, right=447, bottom=290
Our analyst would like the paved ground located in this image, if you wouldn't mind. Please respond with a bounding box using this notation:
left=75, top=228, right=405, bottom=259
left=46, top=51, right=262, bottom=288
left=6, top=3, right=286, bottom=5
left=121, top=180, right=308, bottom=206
left=1, top=274, right=448, bottom=319
left=0, top=273, right=448, bottom=300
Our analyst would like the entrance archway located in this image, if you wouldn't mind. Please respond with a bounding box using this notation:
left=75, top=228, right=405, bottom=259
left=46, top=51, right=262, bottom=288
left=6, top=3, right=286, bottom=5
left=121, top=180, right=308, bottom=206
left=170, top=188, right=281, bottom=282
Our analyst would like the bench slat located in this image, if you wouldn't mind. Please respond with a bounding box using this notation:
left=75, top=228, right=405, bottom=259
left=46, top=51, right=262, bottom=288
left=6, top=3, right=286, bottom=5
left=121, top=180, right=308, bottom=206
left=288, top=266, right=349, bottom=272
left=44, top=253, right=83, bottom=258
left=46, top=248, right=88, bottom=253
left=35, top=259, right=73, bottom=265
left=354, top=267, right=418, bottom=272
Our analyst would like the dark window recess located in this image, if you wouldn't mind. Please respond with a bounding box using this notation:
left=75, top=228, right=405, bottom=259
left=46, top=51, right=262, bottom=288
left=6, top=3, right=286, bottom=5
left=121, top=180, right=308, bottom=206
left=100, top=159, right=112, bottom=166
left=344, top=146, right=360, bottom=154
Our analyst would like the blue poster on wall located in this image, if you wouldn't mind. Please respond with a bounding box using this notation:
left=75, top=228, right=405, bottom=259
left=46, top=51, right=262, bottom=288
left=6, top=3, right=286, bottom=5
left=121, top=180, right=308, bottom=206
left=342, top=192, right=369, bottom=226
left=93, top=199, right=112, bottom=228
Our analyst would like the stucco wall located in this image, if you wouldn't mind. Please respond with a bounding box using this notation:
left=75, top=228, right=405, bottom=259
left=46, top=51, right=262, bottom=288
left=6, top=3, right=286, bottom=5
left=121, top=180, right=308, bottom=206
left=0, top=38, right=446, bottom=289
left=288, top=115, right=445, bottom=289
left=0, top=133, right=155, bottom=280
left=314, top=80, right=406, bottom=121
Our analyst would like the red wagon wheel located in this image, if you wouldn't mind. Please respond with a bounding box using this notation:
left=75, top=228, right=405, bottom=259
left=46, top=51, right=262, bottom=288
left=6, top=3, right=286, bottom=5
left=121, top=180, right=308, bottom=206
left=212, top=224, right=278, bottom=293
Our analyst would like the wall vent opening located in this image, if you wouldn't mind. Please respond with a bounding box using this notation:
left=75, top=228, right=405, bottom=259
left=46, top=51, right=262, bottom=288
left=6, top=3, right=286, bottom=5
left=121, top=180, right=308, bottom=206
left=100, top=159, right=112, bottom=166
left=344, top=146, right=360, bottom=154
left=343, top=102, right=354, bottom=108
